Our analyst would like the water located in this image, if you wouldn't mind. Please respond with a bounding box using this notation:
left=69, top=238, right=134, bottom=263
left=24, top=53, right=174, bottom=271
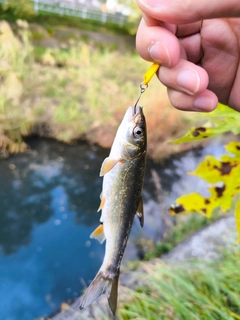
left=0, top=138, right=227, bottom=320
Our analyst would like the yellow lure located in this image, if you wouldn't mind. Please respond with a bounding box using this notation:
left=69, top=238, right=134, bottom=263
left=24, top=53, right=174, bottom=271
left=134, top=62, right=160, bottom=106
left=143, top=63, right=160, bottom=85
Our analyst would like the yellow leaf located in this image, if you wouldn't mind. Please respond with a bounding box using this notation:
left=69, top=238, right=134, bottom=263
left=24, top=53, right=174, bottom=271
left=208, top=184, right=233, bottom=212
left=225, top=141, right=240, bottom=158
left=189, top=156, right=223, bottom=183
left=171, top=126, right=216, bottom=144
left=190, top=155, right=240, bottom=183
left=235, top=198, right=240, bottom=245
left=169, top=193, right=216, bottom=218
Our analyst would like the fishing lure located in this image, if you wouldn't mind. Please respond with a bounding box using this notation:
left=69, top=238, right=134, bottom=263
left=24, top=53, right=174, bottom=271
left=134, top=62, right=160, bottom=107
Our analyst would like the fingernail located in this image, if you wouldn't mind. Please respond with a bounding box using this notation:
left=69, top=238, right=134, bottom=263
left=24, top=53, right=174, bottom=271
left=177, top=70, right=200, bottom=95
left=194, top=96, right=214, bottom=111
left=148, top=41, right=171, bottom=66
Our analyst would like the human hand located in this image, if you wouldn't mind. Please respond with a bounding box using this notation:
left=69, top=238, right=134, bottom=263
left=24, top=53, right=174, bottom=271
left=136, top=0, right=240, bottom=112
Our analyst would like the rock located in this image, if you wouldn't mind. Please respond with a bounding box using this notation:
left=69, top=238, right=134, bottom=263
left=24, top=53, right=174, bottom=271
left=163, top=215, right=236, bottom=261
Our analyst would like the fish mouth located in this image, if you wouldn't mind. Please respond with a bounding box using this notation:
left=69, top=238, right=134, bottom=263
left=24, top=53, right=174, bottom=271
left=131, top=105, right=142, bottom=118
left=123, top=106, right=144, bottom=124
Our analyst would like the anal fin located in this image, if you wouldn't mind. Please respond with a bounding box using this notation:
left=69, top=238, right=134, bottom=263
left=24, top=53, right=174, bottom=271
left=90, top=224, right=106, bottom=244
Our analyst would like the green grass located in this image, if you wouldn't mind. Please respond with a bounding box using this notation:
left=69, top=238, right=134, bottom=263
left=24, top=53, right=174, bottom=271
left=26, top=44, right=153, bottom=143
left=118, top=247, right=240, bottom=320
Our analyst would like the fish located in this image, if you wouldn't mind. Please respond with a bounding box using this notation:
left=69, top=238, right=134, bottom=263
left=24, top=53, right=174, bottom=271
left=79, top=105, right=147, bottom=317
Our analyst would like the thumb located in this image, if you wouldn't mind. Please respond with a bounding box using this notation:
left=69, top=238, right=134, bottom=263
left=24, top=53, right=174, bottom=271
left=136, top=0, right=240, bottom=24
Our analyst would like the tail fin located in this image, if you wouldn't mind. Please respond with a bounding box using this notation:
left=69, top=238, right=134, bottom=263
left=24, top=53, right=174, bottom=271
left=79, top=269, right=120, bottom=316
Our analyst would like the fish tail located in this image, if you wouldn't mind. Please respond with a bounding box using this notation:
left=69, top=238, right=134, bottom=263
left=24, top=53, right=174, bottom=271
left=79, top=269, right=120, bottom=316
left=108, top=269, right=119, bottom=316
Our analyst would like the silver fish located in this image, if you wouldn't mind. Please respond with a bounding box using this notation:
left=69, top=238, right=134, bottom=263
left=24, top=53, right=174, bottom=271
left=79, top=105, right=147, bottom=316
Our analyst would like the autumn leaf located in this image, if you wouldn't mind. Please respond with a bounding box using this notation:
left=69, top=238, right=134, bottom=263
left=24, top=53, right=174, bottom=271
left=169, top=193, right=215, bottom=218
left=169, top=141, right=240, bottom=244
left=171, top=104, right=240, bottom=144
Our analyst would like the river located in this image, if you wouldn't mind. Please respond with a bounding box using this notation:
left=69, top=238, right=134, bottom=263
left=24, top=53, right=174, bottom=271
left=0, top=138, right=226, bottom=320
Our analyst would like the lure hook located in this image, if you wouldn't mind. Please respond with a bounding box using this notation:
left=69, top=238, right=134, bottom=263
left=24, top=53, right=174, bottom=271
left=134, top=82, right=148, bottom=113
left=133, top=63, right=160, bottom=114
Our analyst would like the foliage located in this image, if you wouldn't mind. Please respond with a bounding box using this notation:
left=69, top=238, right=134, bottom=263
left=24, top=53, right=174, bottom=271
left=115, top=0, right=142, bottom=34
left=119, top=247, right=240, bottom=319
left=1, top=0, right=35, bottom=18
left=117, top=0, right=142, bottom=19
left=172, top=104, right=240, bottom=144
left=0, top=20, right=32, bottom=155
left=117, top=0, right=141, bottom=16
left=170, top=104, right=240, bottom=244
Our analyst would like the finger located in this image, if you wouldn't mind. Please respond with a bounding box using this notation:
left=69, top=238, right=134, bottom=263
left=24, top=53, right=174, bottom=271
left=136, top=18, right=180, bottom=67
left=179, top=33, right=203, bottom=63
left=142, top=13, right=177, bottom=34
left=167, top=89, right=218, bottom=112
left=143, top=14, right=202, bottom=38
left=159, top=59, right=208, bottom=95
left=176, top=22, right=202, bottom=37
left=136, top=0, right=240, bottom=24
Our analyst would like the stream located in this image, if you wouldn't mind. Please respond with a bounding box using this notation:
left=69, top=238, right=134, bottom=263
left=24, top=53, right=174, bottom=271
left=0, top=138, right=227, bottom=320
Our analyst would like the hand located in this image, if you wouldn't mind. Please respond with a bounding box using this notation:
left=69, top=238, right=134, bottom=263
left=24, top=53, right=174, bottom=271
left=136, top=0, right=240, bottom=112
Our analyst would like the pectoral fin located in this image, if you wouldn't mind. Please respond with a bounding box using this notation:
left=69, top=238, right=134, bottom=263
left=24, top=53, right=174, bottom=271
left=100, top=157, right=120, bottom=176
left=136, top=196, right=144, bottom=227
left=90, top=224, right=106, bottom=244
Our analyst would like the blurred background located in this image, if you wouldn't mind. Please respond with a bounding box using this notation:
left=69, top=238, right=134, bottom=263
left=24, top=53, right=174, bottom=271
left=0, top=1, right=238, bottom=320
left=0, top=0, right=196, bottom=160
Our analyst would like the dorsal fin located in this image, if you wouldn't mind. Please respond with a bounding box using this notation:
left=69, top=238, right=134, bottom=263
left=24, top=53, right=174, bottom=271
left=100, top=157, right=120, bottom=176
left=90, top=224, right=106, bottom=244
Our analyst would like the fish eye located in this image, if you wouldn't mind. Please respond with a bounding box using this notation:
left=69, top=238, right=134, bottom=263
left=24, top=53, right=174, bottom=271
left=133, top=126, right=143, bottom=138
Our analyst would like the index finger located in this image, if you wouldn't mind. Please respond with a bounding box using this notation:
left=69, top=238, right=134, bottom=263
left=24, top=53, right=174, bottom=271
left=136, top=18, right=180, bottom=67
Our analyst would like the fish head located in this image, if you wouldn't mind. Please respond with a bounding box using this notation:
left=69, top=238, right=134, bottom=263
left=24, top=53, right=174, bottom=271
left=121, top=105, right=147, bottom=160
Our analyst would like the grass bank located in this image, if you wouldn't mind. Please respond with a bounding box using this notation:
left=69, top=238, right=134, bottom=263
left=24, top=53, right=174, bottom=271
left=119, top=247, right=240, bottom=320
left=54, top=230, right=239, bottom=320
